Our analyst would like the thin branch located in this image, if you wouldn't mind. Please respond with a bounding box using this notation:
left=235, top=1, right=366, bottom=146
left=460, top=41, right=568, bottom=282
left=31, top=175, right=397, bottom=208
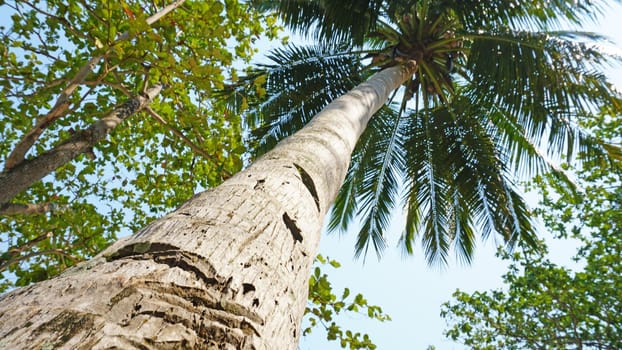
left=4, top=57, right=102, bottom=171
left=17, top=1, right=87, bottom=41
left=76, top=0, right=108, bottom=27
left=145, top=107, right=232, bottom=178
left=5, top=232, right=52, bottom=256
left=2, top=75, right=69, bottom=99
left=111, top=70, right=135, bottom=97
left=82, top=79, right=129, bottom=93
left=117, top=0, right=186, bottom=41
left=0, top=202, right=67, bottom=216
left=71, top=63, right=123, bottom=114
left=0, top=248, right=79, bottom=273
left=4, top=0, right=187, bottom=171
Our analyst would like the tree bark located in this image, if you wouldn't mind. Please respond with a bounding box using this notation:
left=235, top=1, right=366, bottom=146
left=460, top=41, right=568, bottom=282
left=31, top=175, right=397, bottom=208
left=0, top=62, right=416, bottom=349
left=0, top=202, right=66, bottom=216
left=0, top=85, right=162, bottom=207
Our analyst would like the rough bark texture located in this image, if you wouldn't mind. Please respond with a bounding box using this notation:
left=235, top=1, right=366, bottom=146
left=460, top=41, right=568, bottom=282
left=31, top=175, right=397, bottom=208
left=0, top=62, right=416, bottom=349
left=0, top=85, right=162, bottom=207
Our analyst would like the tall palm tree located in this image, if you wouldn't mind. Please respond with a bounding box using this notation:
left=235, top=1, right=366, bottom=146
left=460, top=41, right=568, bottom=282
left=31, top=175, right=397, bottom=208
left=0, top=1, right=620, bottom=349
left=237, top=0, right=622, bottom=264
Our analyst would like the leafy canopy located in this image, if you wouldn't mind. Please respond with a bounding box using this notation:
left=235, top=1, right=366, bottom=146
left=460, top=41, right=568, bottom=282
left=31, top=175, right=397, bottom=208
left=0, top=0, right=279, bottom=291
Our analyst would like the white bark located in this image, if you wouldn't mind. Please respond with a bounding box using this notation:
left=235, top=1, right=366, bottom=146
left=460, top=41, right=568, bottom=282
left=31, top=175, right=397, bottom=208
left=0, top=62, right=416, bottom=349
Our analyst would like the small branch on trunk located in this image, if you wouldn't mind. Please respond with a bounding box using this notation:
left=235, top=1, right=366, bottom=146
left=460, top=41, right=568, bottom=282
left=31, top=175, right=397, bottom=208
left=4, top=232, right=53, bottom=257
left=0, top=248, right=79, bottom=273
left=0, top=202, right=67, bottom=216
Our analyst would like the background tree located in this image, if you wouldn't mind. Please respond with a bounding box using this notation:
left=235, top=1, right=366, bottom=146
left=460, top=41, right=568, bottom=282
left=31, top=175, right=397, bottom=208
left=441, top=106, right=622, bottom=349
left=0, top=0, right=278, bottom=291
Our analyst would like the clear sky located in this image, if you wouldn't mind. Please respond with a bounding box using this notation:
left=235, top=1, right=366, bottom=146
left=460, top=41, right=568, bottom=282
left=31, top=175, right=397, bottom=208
left=298, top=3, right=622, bottom=349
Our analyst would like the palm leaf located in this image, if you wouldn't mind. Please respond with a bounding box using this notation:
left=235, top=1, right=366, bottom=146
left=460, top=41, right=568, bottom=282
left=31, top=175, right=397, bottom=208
left=439, top=0, right=604, bottom=30
left=221, top=43, right=365, bottom=156
left=355, top=106, right=408, bottom=258
left=466, top=30, right=622, bottom=168
left=401, top=97, right=539, bottom=264
left=402, top=105, right=454, bottom=265
left=252, top=0, right=385, bottom=45
left=328, top=107, right=406, bottom=258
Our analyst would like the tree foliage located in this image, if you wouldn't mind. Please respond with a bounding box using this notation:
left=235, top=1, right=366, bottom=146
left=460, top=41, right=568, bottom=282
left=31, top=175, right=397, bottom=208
left=0, top=0, right=279, bottom=291
left=441, top=108, right=622, bottom=349
left=304, top=255, right=390, bottom=350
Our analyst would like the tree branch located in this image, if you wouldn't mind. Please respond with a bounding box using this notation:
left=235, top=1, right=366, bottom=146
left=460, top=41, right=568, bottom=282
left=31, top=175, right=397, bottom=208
left=0, top=85, right=163, bottom=207
left=4, top=232, right=52, bottom=257
left=145, top=107, right=232, bottom=178
left=4, top=56, right=103, bottom=171
left=3, top=0, right=187, bottom=171
left=0, top=202, right=66, bottom=216
left=0, top=248, right=79, bottom=273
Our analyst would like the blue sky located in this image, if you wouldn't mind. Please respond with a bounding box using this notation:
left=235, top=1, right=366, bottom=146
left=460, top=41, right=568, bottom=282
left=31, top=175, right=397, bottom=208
left=297, top=3, right=622, bottom=349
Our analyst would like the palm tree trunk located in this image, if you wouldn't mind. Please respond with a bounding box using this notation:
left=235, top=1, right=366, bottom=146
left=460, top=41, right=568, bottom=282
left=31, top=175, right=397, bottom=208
left=0, top=62, right=416, bottom=349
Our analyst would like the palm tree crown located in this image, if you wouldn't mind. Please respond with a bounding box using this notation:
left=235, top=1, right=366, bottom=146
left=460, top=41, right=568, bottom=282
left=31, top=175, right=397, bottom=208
left=231, top=0, right=622, bottom=264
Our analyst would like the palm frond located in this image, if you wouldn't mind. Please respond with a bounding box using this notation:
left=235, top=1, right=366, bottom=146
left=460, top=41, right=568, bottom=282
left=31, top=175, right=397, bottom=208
left=466, top=30, right=622, bottom=168
left=252, top=0, right=385, bottom=45
left=444, top=100, right=538, bottom=251
left=328, top=107, right=407, bottom=258
left=327, top=113, right=376, bottom=233
left=401, top=98, right=539, bottom=264
left=448, top=186, right=476, bottom=265
left=355, top=107, right=408, bottom=258
left=221, top=43, right=365, bottom=156
left=439, top=0, right=605, bottom=31
left=402, top=105, right=454, bottom=265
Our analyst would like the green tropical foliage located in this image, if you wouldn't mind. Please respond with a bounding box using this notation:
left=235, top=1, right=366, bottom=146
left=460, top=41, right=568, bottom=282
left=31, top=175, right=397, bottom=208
left=441, top=111, right=622, bottom=349
left=0, top=0, right=279, bottom=291
left=304, top=255, right=390, bottom=350
left=0, top=4, right=390, bottom=348
left=232, top=0, right=622, bottom=264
